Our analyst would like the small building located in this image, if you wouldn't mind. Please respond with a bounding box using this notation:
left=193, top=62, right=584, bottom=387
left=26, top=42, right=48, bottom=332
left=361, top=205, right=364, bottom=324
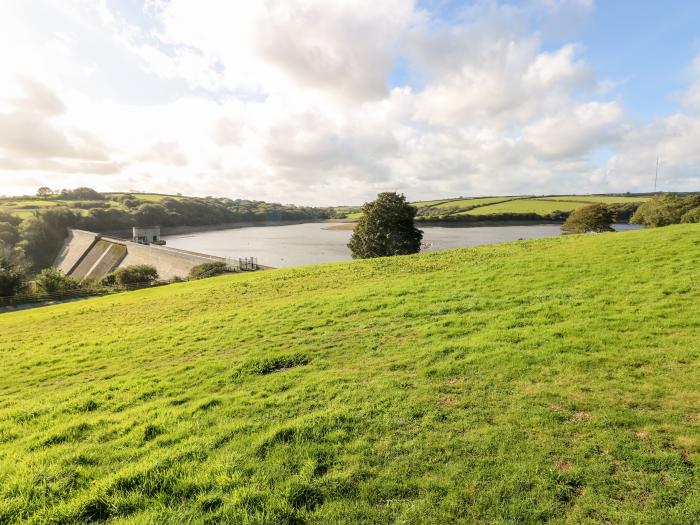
left=132, top=226, right=164, bottom=245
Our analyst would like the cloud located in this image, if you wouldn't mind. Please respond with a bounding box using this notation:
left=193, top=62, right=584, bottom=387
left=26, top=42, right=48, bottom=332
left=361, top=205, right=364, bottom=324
left=0, top=1, right=697, bottom=203
left=523, top=101, right=622, bottom=158
left=8, top=76, right=66, bottom=115
left=0, top=77, right=122, bottom=176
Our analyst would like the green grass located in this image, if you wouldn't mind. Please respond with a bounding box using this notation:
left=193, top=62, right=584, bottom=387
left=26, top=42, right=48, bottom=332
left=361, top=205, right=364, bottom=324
left=410, top=198, right=460, bottom=207
left=465, top=199, right=592, bottom=215
left=431, top=197, right=516, bottom=209
left=533, top=196, right=650, bottom=204
left=105, top=193, right=182, bottom=202
left=1, top=225, right=699, bottom=523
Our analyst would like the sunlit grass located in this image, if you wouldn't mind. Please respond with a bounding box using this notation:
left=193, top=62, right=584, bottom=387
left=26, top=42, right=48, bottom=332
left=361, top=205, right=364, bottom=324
left=0, top=225, right=699, bottom=523
left=466, top=198, right=591, bottom=215
left=532, top=196, right=650, bottom=204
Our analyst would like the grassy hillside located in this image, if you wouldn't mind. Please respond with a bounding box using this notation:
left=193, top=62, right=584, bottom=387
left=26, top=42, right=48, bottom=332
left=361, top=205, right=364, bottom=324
left=345, top=195, right=652, bottom=221
left=1, top=225, right=699, bottom=524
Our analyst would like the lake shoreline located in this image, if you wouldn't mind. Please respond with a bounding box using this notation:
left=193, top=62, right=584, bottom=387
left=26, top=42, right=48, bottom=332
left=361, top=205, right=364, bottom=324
left=103, top=217, right=568, bottom=237
left=322, top=218, right=564, bottom=231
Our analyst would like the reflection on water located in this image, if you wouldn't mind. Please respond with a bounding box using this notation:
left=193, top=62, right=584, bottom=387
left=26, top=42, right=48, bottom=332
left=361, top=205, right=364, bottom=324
left=162, top=222, right=641, bottom=268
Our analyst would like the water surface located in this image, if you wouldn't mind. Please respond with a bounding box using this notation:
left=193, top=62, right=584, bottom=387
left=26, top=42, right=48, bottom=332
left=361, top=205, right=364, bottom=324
left=163, top=223, right=640, bottom=268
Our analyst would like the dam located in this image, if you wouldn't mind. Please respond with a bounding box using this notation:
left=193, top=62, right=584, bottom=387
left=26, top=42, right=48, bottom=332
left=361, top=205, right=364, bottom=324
left=54, top=228, right=256, bottom=281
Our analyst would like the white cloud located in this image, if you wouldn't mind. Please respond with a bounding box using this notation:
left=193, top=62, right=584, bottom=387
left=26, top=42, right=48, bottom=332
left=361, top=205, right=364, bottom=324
left=0, top=0, right=697, bottom=203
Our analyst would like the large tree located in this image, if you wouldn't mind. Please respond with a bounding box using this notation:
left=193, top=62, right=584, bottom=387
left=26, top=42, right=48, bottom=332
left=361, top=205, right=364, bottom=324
left=348, top=192, right=423, bottom=259
left=630, top=194, right=700, bottom=227
left=0, top=251, right=25, bottom=297
left=561, top=203, right=615, bottom=233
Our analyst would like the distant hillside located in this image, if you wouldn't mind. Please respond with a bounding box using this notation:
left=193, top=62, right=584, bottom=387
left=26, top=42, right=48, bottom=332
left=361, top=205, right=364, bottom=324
left=0, top=188, right=337, bottom=270
left=346, top=194, right=653, bottom=222
left=0, top=190, right=336, bottom=223
left=1, top=224, right=699, bottom=523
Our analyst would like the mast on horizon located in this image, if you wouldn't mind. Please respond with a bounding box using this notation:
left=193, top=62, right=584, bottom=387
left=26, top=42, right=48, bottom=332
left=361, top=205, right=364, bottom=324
left=653, top=156, right=660, bottom=193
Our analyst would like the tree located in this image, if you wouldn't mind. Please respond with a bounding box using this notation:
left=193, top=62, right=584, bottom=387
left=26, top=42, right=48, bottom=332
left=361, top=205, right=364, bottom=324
left=348, top=192, right=423, bottom=259
left=61, top=187, right=105, bottom=200
left=561, top=204, right=615, bottom=233
left=0, top=222, right=19, bottom=247
left=17, top=207, right=80, bottom=270
left=0, top=252, right=25, bottom=297
left=631, top=194, right=688, bottom=227
left=36, top=187, right=53, bottom=198
left=134, top=203, right=170, bottom=226
left=681, top=207, right=700, bottom=223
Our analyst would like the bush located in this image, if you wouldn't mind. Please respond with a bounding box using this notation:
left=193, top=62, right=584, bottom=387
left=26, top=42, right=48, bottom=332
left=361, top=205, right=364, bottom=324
left=348, top=192, right=423, bottom=259
left=188, top=261, right=229, bottom=279
left=33, top=267, right=80, bottom=293
left=102, top=265, right=159, bottom=287
left=561, top=204, right=615, bottom=233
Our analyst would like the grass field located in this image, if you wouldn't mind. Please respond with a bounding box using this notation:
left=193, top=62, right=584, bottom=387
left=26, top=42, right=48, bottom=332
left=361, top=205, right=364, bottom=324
left=104, top=193, right=182, bottom=202
left=464, top=199, right=586, bottom=215
left=348, top=195, right=651, bottom=220
left=0, top=194, right=178, bottom=218
left=1, top=225, right=699, bottom=523
left=532, top=196, right=650, bottom=204
left=431, top=197, right=516, bottom=209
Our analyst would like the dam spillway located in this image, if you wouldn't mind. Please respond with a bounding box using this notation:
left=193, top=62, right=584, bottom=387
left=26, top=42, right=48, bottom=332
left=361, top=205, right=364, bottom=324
left=54, top=229, right=240, bottom=281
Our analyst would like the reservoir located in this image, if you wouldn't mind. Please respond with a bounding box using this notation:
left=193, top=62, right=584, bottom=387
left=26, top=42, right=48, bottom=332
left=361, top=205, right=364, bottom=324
left=162, top=222, right=641, bottom=268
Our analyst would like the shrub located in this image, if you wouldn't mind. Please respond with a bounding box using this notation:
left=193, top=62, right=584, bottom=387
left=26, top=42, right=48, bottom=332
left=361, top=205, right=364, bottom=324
left=561, top=204, right=615, bottom=233
left=103, top=265, right=159, bottom=287
left=188, top=261, right=229, bottom=279
left=33, top=267, right=80, bottom=293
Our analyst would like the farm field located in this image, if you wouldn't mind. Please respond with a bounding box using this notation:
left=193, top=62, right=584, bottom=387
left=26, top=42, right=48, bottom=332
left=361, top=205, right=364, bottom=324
left=532, top=196, right=651, bottom=204
left=346, top=194, right=651, bottom=220
left=104, top=193, right=182, bottom=202
left=464, top=198, right=589, bottom=215
left=1, top=225, right=699, bottom=523
left=0, top=193, right=183, bottom=218
left=430, top=197, right=515, bottom=209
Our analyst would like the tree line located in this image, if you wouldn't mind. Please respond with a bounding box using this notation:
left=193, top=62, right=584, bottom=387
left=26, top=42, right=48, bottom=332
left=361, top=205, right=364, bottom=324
left=0, top=187, right=335, bottom=298
left=0, top=188, right=335, bottom=271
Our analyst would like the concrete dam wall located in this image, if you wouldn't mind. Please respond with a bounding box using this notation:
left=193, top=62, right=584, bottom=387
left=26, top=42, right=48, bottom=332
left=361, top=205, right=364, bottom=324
left=54, top=229, right=228, bottom=281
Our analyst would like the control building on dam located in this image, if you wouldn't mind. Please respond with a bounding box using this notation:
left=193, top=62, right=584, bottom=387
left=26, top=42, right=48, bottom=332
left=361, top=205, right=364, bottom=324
left=54, top=227, right=255, bottom=281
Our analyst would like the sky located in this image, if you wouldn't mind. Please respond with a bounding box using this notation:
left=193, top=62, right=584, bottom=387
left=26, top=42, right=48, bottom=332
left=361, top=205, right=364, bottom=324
left=0, top=0, right=699, bottom=205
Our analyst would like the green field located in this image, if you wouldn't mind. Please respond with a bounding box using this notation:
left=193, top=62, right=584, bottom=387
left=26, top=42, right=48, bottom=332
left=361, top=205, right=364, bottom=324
left=1, top=225, right=699, bottom=523
left=431, top=197, right=515, bottom=209
left=358, top=195, right=652, bottom=221
left=532, top=196, right=650, bottom=204
left=0, top=194, right=178, bottom=218
left=104, top=193, right=182, bottom=202
left=464, top=198, right=586, bottom=215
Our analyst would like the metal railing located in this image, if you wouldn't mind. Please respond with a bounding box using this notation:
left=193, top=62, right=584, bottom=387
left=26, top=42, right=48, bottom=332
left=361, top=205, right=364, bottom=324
left=225, top=257, right=258, bottom=271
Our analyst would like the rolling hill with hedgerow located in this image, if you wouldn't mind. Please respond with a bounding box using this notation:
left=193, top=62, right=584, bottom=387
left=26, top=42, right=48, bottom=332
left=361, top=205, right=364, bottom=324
left=1, top=225, right=699, bottom=524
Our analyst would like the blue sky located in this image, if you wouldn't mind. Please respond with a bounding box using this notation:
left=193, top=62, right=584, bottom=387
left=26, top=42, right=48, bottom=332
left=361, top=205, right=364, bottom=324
left=583, top=1, right=700, bottom=118
left=0, top=1, right=699, bottom=204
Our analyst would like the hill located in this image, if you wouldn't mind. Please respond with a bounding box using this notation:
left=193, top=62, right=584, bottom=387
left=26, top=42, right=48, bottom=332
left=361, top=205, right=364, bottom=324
left=1, top=225, right=699, bottom=523
left=343, top=194, right=653, bottom=222
left=0, top=189, right=335, bottom=271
